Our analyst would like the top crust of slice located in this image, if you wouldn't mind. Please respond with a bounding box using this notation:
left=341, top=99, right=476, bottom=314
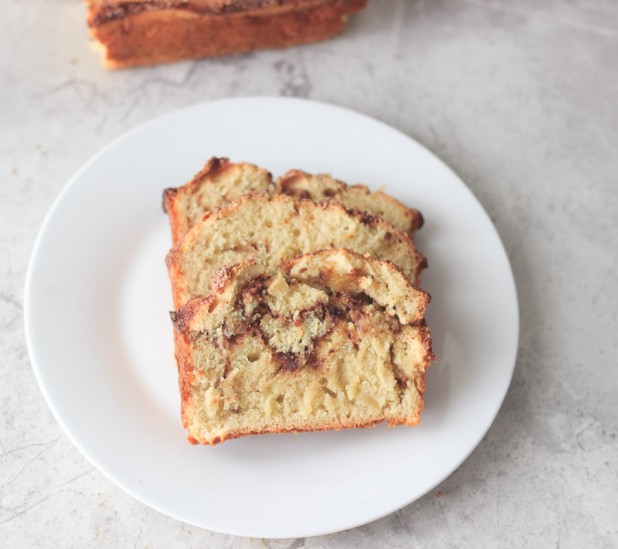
left=278, top=169, right=424, bottom=236
left=166, top=193, right=427, bottom=307
left=88, top=0, right=356, bottom=26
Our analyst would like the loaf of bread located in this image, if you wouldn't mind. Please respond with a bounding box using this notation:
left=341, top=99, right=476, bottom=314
left=164, top=157, right=422, bottom=244
left=171, top=249, right=433, bottom=445
left=86, top=0, right=368, bottom=68
left=166, top=192, right=427, bottom=307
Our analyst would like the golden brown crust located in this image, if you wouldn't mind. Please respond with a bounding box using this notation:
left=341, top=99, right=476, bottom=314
left=87, top=0, right=355, bottom=25
left=87, top=0, right=368, bottom=68
left=194, top=417, right=394, bottom=446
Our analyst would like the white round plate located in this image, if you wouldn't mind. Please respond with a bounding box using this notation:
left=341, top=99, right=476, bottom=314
left=25, top=97, right=518, bottom=538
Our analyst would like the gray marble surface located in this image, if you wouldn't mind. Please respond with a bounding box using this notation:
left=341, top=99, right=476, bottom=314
left=1, top=0, right=617, bottom=546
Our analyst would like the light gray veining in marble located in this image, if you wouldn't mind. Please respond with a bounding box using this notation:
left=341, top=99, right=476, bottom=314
left=1, top=0, right=617, bottom=547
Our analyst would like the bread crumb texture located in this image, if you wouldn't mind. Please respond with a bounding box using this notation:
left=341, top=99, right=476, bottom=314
left=172, top=250, right=433, bottom=445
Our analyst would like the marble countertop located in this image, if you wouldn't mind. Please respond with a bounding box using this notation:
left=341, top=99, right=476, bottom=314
left=1, top=0, right=616, bottom=546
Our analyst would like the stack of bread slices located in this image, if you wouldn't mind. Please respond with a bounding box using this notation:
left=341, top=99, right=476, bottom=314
left=164, top=157, right=434, bottom=445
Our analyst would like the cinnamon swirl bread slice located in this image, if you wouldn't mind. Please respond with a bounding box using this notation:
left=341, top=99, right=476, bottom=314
left=163, top=157, right=275, bottom=244
left=166, top=193, right=426, bottom=307
left=278, top=169, right=423, bottom=236
left=163, top=158, right=423, bottom=244
left=171, top=249, right=433, bottom=445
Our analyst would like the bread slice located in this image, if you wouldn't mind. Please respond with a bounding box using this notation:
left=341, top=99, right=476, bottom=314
left=86, top=0, right=368, bottom=69
left=163, top=157, right=275, bottom=244
left=278, top=169, right=423, bottom=236
left=171, top=249, right=433, bottom=445
left=164, top=157, right=423, bottom=244
left=166, top=193, right=427, bottom=307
